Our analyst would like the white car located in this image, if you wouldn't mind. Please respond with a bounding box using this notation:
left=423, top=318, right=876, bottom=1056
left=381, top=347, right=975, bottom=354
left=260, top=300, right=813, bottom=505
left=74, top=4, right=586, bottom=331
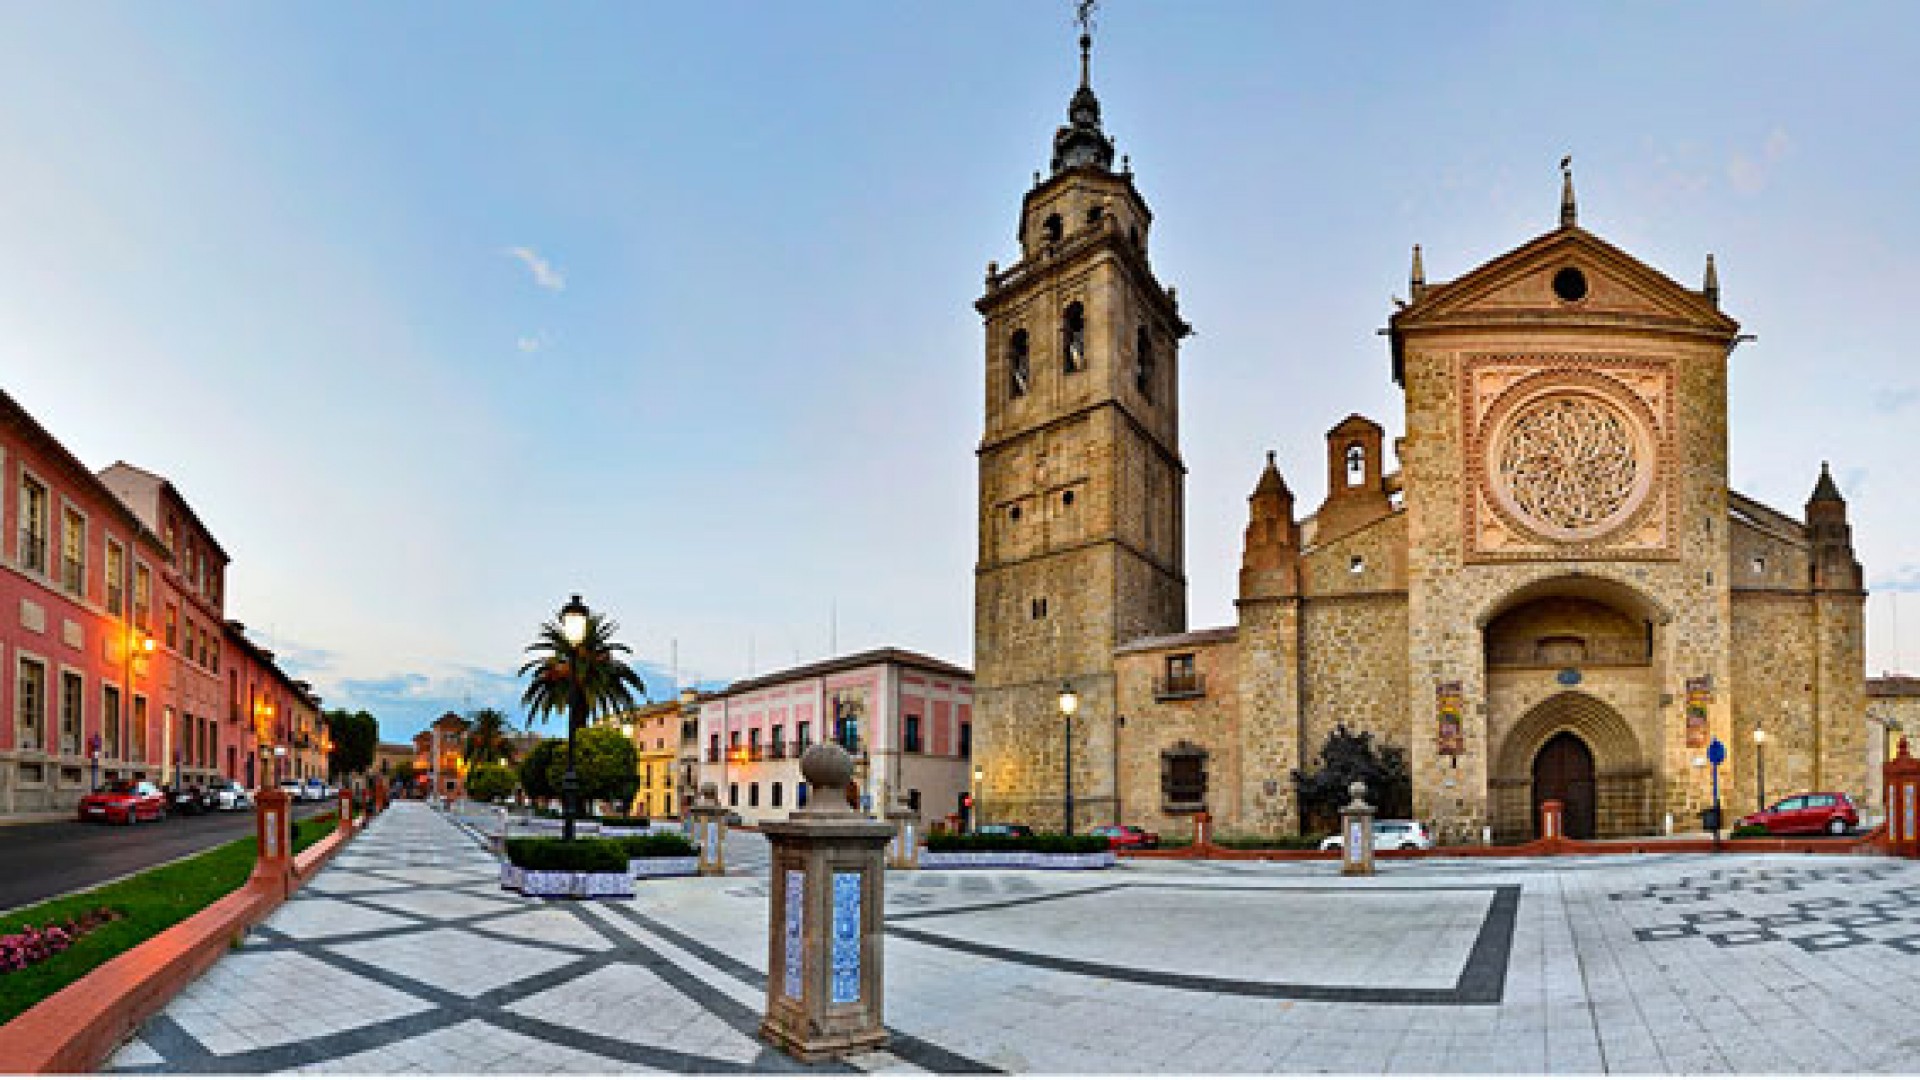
left=207, top=779, right=252, bottom=811
left=1319, top=819, right=1434, bottom=852
left=279, top=779, right=307, bottom=802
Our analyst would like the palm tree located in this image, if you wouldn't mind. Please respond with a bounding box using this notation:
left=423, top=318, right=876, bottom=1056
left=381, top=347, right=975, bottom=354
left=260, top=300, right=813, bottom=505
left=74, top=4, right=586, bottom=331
left=463, top=707, right=517, bottom=767
left=519, top=606, right=647, bottom=839
left=518, top=613, right=648, bottom=725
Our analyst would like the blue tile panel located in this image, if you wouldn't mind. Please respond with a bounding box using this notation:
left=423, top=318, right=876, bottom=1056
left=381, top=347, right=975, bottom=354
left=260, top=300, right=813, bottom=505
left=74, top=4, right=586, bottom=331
left=831, top=871, right=862, bottom=1004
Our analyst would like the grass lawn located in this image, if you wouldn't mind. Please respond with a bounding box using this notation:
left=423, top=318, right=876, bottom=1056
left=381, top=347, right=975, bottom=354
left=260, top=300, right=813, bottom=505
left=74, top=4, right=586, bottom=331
left=0, top=812, right=337, bottom=1026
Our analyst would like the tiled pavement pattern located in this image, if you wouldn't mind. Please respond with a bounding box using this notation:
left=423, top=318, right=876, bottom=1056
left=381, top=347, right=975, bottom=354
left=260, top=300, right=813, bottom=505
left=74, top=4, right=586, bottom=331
left=108, top=803, right=1920, bottom=1074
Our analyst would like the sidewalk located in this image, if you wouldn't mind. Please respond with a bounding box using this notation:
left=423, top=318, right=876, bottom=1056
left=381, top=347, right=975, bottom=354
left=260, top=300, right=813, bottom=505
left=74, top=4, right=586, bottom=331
left=105, top=801, right=1920, bottom=1074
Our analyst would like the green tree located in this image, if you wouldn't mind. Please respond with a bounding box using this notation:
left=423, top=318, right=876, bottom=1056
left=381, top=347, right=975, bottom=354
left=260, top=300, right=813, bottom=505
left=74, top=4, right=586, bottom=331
left=1291, top=724, right=1413, bottom=835
left=545, top=726, right=638, bottom=811
left=323, top=709, right=379, bottom=780
left=463, top=707, right=518, bottom=767
left=465, top=763, right=517, bottom=803
left=518, top=611, right=648, bottom=728
left=519, top=738, right=563, bottom=803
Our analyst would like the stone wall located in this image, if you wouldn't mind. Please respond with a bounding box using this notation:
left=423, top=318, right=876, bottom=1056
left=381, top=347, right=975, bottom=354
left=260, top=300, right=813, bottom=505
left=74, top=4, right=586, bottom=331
left=1113, top=631, right=1240, bottom=841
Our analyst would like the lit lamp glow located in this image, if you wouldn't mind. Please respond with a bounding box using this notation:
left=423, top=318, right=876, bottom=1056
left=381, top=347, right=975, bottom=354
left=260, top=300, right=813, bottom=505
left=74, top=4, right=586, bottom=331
left=1058, top=681, right=1079, bottom=836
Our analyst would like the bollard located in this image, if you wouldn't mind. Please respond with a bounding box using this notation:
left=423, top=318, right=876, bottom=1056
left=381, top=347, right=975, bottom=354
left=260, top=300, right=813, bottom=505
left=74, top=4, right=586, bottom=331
left=885, top=794, right=920, bottom=870
left=249, top=787, right=295, bottom=899
left=1340, top=781, right=1376, bottom=876
left=759, top=744, right=894, bottom=1062
left=1194, top=810, right=1212, bottom=851
left=1540, top=799, right=1565, bottom=842
left=688, top=782, right=729, bottom=876
left=337, top=791, right=355, bottom=837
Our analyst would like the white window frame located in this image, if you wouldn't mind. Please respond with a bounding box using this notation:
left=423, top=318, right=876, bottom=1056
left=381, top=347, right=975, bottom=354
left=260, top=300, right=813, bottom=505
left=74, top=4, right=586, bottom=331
left=18, top=467, right=50, bottom=577
left=104, top=535, right=127, bottom=616
left=16, top=652, right=48, bottom=752
left=58, top=666, right=83, bottom=755
left=59, top=500, right=87, bottom=598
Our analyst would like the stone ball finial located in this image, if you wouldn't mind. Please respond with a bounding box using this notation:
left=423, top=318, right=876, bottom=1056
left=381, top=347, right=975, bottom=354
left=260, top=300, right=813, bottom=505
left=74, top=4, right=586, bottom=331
left=1348, top=780, right=1368, bottom=802
left=800, top=742, right=854, bottom=798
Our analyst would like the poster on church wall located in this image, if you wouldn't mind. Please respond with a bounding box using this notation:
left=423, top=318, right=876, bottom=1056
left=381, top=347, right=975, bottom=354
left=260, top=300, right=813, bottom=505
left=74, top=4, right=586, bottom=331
left=1685, top=675, right=1713, bottom=749
left=1437, top=681, right=1465, bottom=757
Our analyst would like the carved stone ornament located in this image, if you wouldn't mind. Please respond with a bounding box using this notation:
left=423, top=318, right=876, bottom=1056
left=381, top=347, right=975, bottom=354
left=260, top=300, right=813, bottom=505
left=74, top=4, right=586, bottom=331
left=1494, top=394, right=1642, bottom=538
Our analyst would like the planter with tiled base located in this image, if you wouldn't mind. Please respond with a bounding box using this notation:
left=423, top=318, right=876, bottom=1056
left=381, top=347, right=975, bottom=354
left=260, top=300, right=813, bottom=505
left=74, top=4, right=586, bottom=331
left=917, top=850, right=1115, bottom=870
left=499, top=864, right=635, bottom=898
left=629, top=856, right=700, bottom=878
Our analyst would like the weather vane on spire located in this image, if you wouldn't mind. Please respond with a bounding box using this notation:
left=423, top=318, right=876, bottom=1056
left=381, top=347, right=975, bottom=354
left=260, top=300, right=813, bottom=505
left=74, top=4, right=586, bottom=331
left=1076, top=0, right=1099, bottom=37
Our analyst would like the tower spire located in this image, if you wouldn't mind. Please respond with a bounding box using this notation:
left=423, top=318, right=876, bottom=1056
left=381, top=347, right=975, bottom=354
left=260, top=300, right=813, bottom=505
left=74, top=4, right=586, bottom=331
left=1703, top=253, right=1720, bottom=305
left=1051, top=2, right=1114, bottom=175
left=1560, top=155, right=1578, bottom=228
left=1409, top=244, right=1426, bottom=299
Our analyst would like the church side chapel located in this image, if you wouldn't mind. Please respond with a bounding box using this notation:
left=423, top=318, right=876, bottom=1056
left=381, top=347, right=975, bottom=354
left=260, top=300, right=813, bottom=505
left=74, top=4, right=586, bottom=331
left=971, top=15, right=1867, bottom=844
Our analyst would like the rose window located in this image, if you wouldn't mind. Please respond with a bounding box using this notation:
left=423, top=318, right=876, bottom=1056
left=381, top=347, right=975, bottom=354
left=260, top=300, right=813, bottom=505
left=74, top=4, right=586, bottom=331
left=1495, top=395, right=1642, bottom=536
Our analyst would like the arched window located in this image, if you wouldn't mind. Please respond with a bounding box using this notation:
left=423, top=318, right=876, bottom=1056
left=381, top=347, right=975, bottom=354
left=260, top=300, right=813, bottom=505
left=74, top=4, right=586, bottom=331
left=1062, top=302, right=1086, bottom=373
left=1008, top=329, right=1030, bottom=398
left=1345, top=444, right=1366, bottom=487
left=1134, top=326, right=1154, bottom=400
left=1086, top=205, right=1103, bottom=227
left=1043, top=213, right=1063, bottom=244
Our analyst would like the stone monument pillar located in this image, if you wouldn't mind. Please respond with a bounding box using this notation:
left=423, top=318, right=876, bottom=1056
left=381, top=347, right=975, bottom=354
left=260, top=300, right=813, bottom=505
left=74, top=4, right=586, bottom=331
left=1884, top=738, right=1920, bottom=858
left=759, top=744, right=895, bottom=1062
left=249, top=787, right=295, bottom=899
left=337, top=789, right=356, bottom=836
left=1339, top=781, right=1376, bottom=877
left=688, top=782, right=729, bottom=876
left=885, top=794, right=920, bottom=870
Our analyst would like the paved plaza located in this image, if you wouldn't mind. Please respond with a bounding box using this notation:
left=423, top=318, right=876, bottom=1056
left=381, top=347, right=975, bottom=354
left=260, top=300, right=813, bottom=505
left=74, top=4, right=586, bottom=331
left=105, top=802, right=1920, bottom=1074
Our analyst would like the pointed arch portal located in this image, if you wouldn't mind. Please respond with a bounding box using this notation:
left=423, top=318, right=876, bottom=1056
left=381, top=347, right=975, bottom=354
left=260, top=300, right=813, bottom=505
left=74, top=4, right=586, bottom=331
left=1491, top=691, right=1653, bottom=841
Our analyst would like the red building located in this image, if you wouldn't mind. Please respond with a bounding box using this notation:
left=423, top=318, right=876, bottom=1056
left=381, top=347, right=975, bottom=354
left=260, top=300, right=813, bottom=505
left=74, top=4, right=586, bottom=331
left=0, top=393, right=230, bottom=812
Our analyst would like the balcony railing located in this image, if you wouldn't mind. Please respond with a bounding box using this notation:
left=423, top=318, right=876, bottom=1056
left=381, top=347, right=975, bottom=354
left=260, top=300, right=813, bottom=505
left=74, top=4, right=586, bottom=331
left=706, top=747, right=721, bottom=763
left=748, top=744, right=764, bottom=762
left=769, top=742, right=787, bottom=760
left=1153, top=673, right=1207, bottom=701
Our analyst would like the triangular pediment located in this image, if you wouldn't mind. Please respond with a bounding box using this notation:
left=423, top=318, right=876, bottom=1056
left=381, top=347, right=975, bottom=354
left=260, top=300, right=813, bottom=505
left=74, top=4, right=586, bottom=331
left=1393, top=226, right=1739, bottom=337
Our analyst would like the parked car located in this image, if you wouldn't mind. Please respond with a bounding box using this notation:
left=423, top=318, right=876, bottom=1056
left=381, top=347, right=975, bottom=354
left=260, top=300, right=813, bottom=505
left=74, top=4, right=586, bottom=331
left=1319, top=819, right=1435, bottom=851
left=279, top=779, right=307, bottom=802
left=168, top=782, right=210, bottom=816
left=1736, top=792, right=1859, bottom=836
left=1087, top=823, right=1160, bottom=850
left=77, top=780, right=168, bottom=825
left=207, top=779, right=252, bottom=811
left=975, top=823, right=1035, bottom=838
left=302, top=778, right=329, bottom=803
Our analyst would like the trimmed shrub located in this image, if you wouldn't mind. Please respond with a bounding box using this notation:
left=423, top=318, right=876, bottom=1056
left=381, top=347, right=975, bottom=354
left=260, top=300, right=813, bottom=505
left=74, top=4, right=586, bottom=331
left=465, top=763, right=517, bottom=804
left=926, top=832, right=1109, bottom=855
left=619, top=833, right=696, bottom=858
left=599, top=815, right=652, bottom=828
left=1213, top=833, right=1323, bottom=850
left=505, top=837, right=628, bottom=873
left=1730, top=823, right=1769, bottom=838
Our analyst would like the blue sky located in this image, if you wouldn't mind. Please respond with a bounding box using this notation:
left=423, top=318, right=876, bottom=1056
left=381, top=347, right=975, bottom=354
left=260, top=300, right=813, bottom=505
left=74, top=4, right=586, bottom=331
left=5, top=3, right=1919, bottom=743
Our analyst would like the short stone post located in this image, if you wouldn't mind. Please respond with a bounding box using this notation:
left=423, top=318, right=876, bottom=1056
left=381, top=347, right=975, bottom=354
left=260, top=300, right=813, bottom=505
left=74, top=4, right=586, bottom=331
left=1540, top=799, right=1566, bottom=843
left=689, top=782, right=729, bottom=876
left=1339, top=781, right=1376, bottom=877
left=337, top=790, right=356, bottom=836
left=1194, top=810, right=1213, bottom=852
left=885, top=795, right=920, bottom=870
left=1884, top=738, right=1920, bottom=857
left=760, top=744, right=894, bottom=1062
left=249, top=787, right=295, bottom=899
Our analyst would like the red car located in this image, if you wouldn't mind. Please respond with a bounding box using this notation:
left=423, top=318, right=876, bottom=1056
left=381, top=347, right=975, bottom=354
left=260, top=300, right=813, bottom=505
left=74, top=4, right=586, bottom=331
left=77, top=780, right=168, bottom=825
left=1736, top=792, right=1858, bottom=836
left=1088, top=824, right=1160, bottom=850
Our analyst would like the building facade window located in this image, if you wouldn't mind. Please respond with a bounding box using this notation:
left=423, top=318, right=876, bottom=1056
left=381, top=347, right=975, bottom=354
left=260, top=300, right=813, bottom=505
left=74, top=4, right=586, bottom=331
left=134, top=563, right=152, bottom=630
left=1009, top=329, right=1031, bottom=398
left=105, top=539, right=126, bottom=615
left=797, top=782, right=808, bottom=808
left=1062, top=301, right=1086, bottom=372
left=131, top=696, right=148, bottom=762
left=904, top=714, right=922, bottom=754
left=103, top=684, right=122, bottom=759
left=729, top=782, right=738, bottom=807
left=18, top=474, right=48, bottom=574
left=17, top=657, right=46, bottom=750
left=748, top=782, right=759, bottom=808
left=959, top=721, right=972, bottom=757
left=61, top=506, right=85, bottom=596
left=796, top=721, right=810, bottom=750
left=771, top=781, right=783, bottom=808
left=1161, top=741, right=1209, bottom=812
left=1134, top=326, right=1154, bottom=400
left=164, top=604, right=178, bottom=649
left=60, top=670, right=83, bottom=755
left=908, top=788, right=922, bottom=812
left=1346, top=444, right=1366, bottom=487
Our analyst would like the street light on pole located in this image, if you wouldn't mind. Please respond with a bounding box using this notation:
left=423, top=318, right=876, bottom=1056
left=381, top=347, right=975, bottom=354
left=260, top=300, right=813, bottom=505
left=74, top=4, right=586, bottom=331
left=1058, top=681, right=1079, bottom=836
left=1753, top=725, right=1769, bottom=812
left=559, top=593, right=590, bottom=843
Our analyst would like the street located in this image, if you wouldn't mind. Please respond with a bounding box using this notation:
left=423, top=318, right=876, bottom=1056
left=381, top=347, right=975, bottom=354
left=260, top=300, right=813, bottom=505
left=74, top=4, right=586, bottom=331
left=0, top=800, right=334, bottom=916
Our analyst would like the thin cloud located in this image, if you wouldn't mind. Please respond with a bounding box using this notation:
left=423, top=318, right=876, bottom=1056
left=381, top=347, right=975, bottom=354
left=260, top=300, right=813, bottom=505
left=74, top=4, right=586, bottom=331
left=1876, top=565, right=1920, bottom=594
left=516, top=332, right=553, bottom=353
left=506, top=246, right=566, bottom=292
left=1875, top=387, right=1920, bottom=414
left=1728, top=126, right=1792, bottom=194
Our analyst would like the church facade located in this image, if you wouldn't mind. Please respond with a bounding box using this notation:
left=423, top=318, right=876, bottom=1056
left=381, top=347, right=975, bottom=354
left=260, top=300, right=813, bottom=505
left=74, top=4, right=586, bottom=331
left=972, top=38, right=1868, bottom=844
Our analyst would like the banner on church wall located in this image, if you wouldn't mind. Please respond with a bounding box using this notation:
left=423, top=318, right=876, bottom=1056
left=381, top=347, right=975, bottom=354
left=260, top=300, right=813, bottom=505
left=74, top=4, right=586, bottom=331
left=1685, top=675, right=1713, bottom=749
left=1437, top=681, right=1465, bottom=757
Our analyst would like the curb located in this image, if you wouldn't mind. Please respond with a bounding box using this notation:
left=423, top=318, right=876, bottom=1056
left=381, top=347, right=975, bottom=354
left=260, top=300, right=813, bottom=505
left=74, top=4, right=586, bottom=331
left=0, top=812, right=367, bottom=1074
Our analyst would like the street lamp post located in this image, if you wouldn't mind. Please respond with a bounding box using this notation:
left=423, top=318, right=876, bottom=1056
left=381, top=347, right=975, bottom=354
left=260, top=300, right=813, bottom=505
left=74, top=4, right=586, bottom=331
left=1058, top=681, right=1079, bottom=836
left=971, top=765, right=983, bottom=833
left=1753, top=726, right=1769, bottom=813
left=559, top=594, right=590, bottom=843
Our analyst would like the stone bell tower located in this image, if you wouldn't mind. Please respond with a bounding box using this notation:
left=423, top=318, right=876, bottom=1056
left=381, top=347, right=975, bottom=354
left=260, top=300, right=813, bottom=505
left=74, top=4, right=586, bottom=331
left=973, top=22, right=1189, bottom=831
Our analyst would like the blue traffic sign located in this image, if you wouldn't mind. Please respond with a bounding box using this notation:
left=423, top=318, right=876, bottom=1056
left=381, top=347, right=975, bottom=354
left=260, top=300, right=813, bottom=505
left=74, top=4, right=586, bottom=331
left=1707, top=738, right=1727, bottom=766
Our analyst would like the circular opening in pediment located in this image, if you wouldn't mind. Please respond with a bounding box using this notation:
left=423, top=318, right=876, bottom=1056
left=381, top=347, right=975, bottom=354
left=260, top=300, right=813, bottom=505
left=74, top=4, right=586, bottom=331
left=1552, top=267, right=1588, bottom=303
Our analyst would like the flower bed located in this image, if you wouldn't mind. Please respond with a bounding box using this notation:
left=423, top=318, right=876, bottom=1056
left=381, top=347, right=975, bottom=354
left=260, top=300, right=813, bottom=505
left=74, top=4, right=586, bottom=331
left=0, top=909, right=121, bottom=975
left=917, top=850, right=1115, bottom=870
left=498, top=864, right=634, bottom=898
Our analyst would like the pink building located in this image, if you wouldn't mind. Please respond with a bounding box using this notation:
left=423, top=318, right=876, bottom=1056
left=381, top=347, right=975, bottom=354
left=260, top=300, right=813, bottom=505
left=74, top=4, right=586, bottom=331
left=695, top=648, right=973, bottom=828
left=0, top=393, right=225, bottom=812
left=222, top=621, right=320, bottom=789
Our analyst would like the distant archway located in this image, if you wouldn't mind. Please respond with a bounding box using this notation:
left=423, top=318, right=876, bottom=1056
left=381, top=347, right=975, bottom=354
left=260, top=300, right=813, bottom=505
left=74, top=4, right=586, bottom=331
left=1492, top=691, right=1651, bottom=840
